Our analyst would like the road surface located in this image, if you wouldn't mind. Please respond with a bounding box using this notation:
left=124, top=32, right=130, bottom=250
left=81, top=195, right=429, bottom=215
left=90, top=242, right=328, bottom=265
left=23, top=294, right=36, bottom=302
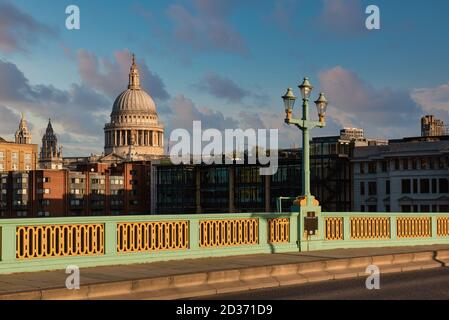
left=199, top=268, right=449, bottom=300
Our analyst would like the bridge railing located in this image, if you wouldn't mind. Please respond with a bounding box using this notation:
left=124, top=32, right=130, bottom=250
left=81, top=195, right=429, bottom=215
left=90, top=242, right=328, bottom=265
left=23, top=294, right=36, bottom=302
left=3, top=211, right=449, bottom=274
left=0, top=213, right=299, bottom=274
left=312, top=212, right=449, bottom=251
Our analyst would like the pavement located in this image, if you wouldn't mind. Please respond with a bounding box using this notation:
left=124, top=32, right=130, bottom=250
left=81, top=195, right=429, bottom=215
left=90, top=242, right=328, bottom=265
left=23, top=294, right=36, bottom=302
left=203, top=268, right=449, bottom=300
left=1, top=244, right=449, bottom=300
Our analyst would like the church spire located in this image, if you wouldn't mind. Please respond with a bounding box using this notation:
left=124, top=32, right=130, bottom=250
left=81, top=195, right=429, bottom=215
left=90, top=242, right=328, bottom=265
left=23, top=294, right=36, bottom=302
left=15, top=112, right=32, bottom=144
left=19, top=113, right=26, bottom=128
left=128, top=53, right=141, bottom=90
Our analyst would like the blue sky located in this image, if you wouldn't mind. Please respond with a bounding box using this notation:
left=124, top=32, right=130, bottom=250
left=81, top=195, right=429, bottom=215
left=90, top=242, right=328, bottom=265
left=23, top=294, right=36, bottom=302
left=0, top=0, right=449, bottom=155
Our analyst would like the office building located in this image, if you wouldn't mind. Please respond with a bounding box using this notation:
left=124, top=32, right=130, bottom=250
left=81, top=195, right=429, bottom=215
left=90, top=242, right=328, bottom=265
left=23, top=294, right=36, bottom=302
left=352, top=137, right=449, bottom=213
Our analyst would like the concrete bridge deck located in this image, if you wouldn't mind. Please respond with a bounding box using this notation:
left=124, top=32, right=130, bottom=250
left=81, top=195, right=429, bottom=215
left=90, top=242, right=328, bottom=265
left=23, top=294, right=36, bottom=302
left=2, top=244, right=449, bottom=300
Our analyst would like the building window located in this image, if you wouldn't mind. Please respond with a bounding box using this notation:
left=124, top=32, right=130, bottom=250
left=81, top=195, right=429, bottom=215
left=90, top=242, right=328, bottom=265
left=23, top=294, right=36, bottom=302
left=395, top=159, right=400, bottom=170
left=420, top=158, right=427, bottom=170
left=420, top=179, right=430, bottom=194
left=361, top=205, right=365, bottom=212
left=412, top=159, right=418, bottom=170
left=360, top=182, right=365, bottom=196
left=0, top=163, right=3, bottom=172
left=71, top=178, right=84, bottom=184
left=413, top=179, right=418, bottom=194
left=359, top=163, right=365, bottom=174
left=0, top=151, right=4, bottom=161
left=70, top=199, right=83, bottom=206
left=430, top=158, right=436, bottom=169
left=70, top=189, right=84, bottom=195
left=401, top=205, right=411, bottom=213
left=91, top=179, right=105, bottom=184
left=368, top=205, right=377, bottom=212
left=420, top=205, right=430, bottom=213
left=386, top=205, right=391, bottom=212
left=402, top=159, right=409, bottom=170
left=39, top=199, right=50, bottom=206
left=439, top=179, right=449, bottom=193
left=110, top=179, right=124, bottom=185
left=16, top=177, right=27, bottom=184
left=368, top=182, right=377, bottom=196
left=386, top=180, right=390, bottom=195
left=401, top=179, right=411, bottom=194
left=381, top=161, right=389, bottom=172
left=439, top=157, right=446, bottom=169
left=432, top=179, right=438, bottom=194
left=24, top=153, right=32, bottom=170
left=368, top=163, right=377, bottom=174
left=110, top=189, right=124, bottom=196
left=38, top=212, right=50, bottom=217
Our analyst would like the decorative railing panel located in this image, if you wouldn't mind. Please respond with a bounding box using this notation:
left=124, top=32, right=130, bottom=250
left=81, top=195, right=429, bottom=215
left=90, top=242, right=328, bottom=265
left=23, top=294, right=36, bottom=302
left=350, top=217, right=390, bottom=240
left=396, top=217, right=431, bottom=239
left=437, top=217, right=449, bottom=237
left=325, top=217, right=343, bottom=240
left=199, top=219, right=259, bottom=248
left=268, top=218, right=290, bottom=244
left=117, top=221, right=189, bottom=253
left=16, top=224, right=104, bottom=260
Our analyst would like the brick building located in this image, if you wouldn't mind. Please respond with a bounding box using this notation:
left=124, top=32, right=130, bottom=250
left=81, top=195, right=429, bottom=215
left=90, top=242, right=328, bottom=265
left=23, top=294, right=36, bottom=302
left=0, top=162, right=153, bottom=218
left=0, top=116, right=38, bottom=172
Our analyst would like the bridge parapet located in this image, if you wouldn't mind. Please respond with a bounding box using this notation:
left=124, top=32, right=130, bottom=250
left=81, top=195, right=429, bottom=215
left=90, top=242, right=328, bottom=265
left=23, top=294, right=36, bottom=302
left=0, top=213, right=299, bottom=274
left=2, top=211, right=449, bottom=274
left=305, top=212, right=449, bottom=251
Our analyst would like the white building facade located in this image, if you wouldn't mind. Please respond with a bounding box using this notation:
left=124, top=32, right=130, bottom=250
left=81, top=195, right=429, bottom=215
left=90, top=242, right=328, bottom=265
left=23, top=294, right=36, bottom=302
left=352, top=138, right=449, bottom=213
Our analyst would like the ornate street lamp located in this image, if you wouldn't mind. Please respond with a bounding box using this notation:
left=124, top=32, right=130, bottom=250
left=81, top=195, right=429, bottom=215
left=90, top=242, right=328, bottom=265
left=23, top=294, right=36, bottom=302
left=282, top=77, right=328, bottom=208
left=282, top=88, right=296, bottom=122
left=315, top=92, right=328, bottom=123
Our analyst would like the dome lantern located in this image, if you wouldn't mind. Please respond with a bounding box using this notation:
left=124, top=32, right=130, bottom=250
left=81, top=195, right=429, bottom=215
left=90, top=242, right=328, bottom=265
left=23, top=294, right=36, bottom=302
left=128, top=53, right=141, bottom=90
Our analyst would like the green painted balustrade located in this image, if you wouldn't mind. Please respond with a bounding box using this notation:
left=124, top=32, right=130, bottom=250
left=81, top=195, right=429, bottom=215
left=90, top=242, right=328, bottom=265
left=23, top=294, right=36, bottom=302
left=2, top=211, right=449, bottom=274
left=0, top=213, right=299, bottom=274
left=309, top=212, right=449, bottom=251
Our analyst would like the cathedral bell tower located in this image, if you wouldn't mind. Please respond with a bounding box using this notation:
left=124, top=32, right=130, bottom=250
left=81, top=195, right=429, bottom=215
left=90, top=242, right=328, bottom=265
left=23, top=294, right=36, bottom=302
left=15, top=113, right=32, bottom=144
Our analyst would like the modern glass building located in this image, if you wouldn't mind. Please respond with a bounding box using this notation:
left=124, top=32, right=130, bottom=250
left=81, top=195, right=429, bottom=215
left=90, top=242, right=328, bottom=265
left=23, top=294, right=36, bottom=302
left=154, top=135, right=354, bottom=214
left=156, top=165, right=196, bottom=214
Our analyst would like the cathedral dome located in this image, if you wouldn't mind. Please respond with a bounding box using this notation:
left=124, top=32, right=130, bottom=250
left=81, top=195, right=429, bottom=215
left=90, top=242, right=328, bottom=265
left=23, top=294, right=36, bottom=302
left=104, top=53, right=165, bottom=159
left=111, top=54, right=157, bottom=116
left=112, top=88, right=157, bottom=115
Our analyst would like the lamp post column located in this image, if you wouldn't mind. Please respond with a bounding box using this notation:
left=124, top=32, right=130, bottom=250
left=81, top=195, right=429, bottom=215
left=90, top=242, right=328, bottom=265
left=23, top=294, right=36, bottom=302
left=302, top=99, right=312, bottom=205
